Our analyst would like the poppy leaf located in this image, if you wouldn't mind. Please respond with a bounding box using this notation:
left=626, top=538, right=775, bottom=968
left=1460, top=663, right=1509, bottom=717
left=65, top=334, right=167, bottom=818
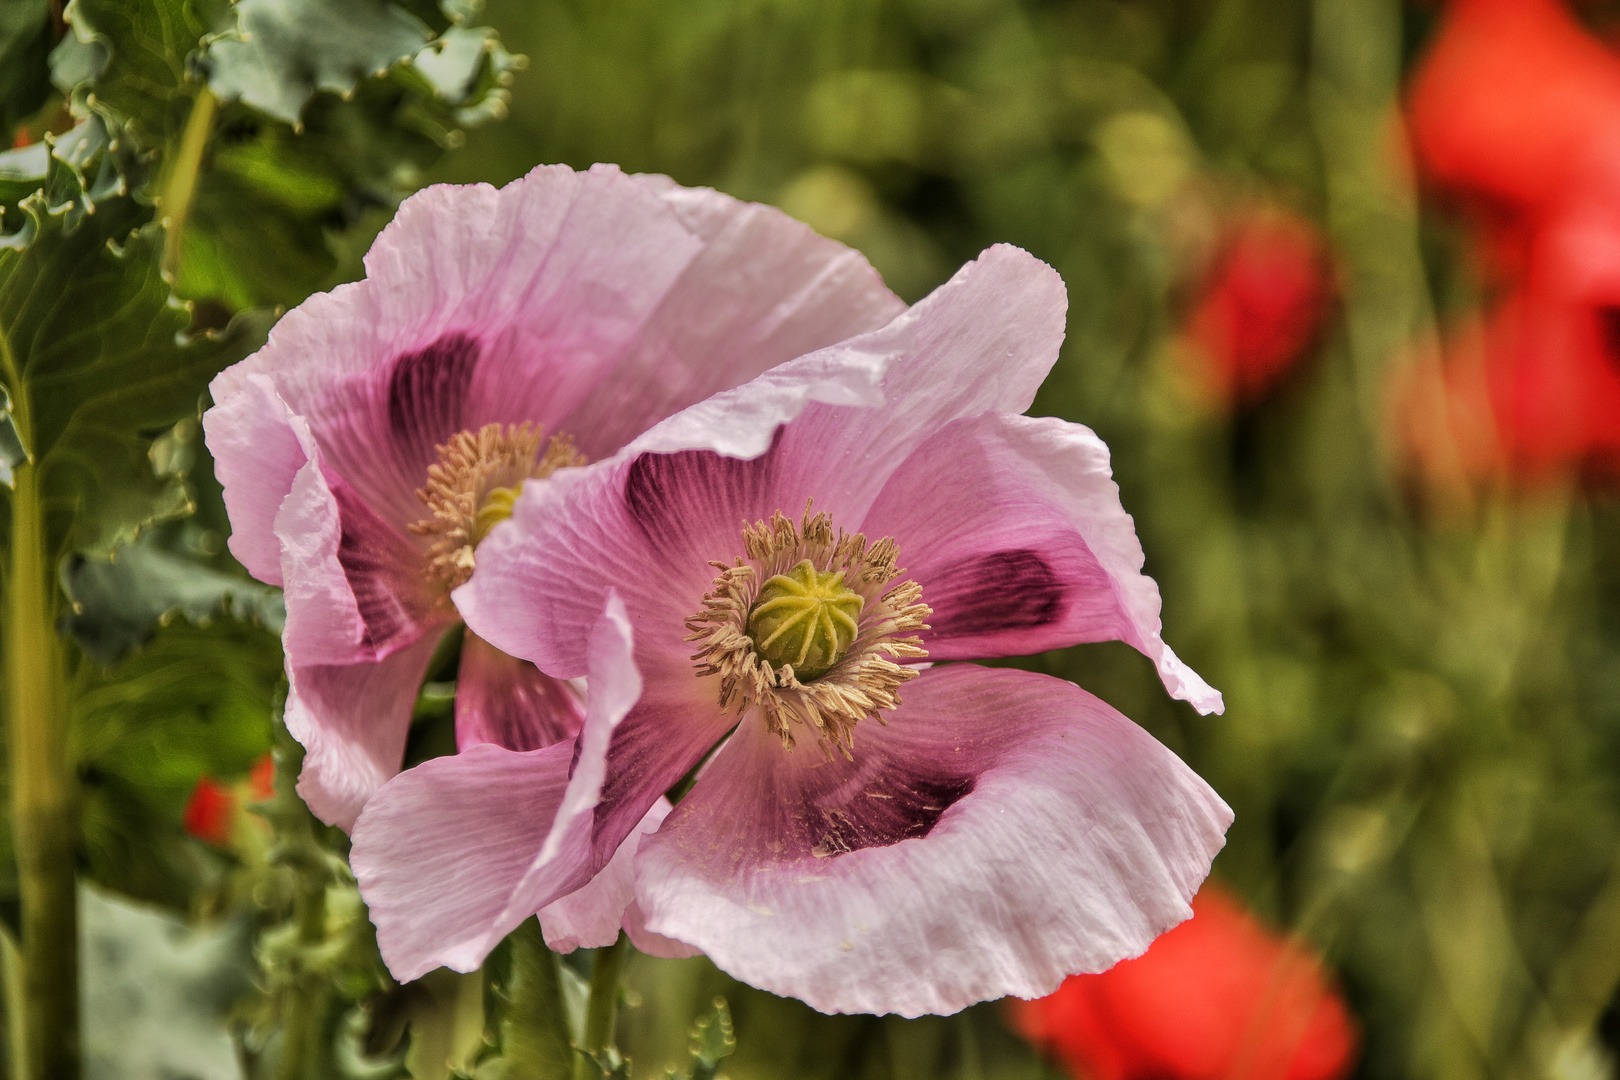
left=0, top=189, right=269, bottom=564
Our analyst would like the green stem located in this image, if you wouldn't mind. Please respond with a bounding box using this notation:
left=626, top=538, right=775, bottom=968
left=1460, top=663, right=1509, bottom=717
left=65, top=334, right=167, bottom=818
left=159, top=86, right=216, bottom=284
left=6, top=460, right=78, bottom=1079
left=276, top=872, right=330, bottom=1080
left=489, top=920, right=573, bottom=1078
left=574, top=933, right=629, bottom=1080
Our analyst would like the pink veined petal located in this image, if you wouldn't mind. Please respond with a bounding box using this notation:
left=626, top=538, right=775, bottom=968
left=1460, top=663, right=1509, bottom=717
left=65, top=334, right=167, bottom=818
left=556, top=178, right=906, bottom=456
left=460, top=245, right=1071, bottom=678
left=273, top=421, right=446, bottom=672
left=351, top=592, right=643, bottom=982
left=213, top=165, right=708, bottom=527
left=351, top=740, right=574, bottom=981
left=286, top=630, right=445, bottom=831
left=457, top=246, right=1058, bottom=672
left=765, top=243, right=1069, bottom=525
left=274, top=433, right=366, bottom=667
left=456, top=315, right=910, bottom=677
left=538, top=798, right=696, bottom=956
left=456, top=630, right=586, bottom=752
left=626, top=244, right=1067, bottom=528
left=459, top=437, right=809, bottom=683
left=201, top=373, right=301, bottom=586
left=213, top=165, right=899, bottom=532
left=859, top=412, right=1224, bottom=714
left=323, top=467, right=447, bottom=661
left=622, top=899, right=704, bottom=960
left=633, top=665, right=1232, bottom=1018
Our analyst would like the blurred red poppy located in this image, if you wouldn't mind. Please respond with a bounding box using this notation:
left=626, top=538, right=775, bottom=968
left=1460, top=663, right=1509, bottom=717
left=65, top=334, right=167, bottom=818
left=1402, top=0, right=1620, bottom=486
left=181, top=777, right=236, bottom=848
left=181, top=753, right=277, bottom=848
left=1009, top=884, right=1358, bottom=1080
left=1408, top=0, right=1620, bottom=278
left=1396, top=289, right=1620, bottom=487
left=1183, top=208, right=1332, bottom=405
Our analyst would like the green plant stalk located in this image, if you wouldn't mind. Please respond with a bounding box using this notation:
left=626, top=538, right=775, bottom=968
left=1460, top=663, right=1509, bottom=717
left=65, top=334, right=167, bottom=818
left=277, top=876, right=331, bottom=1080
left=574, top=933, right=629, bottom=1080
left=6, top=458, right=78, bottom=1080
left=160, top=86, right=217, bottom=283
left=488, top=920, right=573, bottom=1078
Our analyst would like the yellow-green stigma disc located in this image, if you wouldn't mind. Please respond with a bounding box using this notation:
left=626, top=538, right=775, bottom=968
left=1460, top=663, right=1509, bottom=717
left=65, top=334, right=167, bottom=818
left=472, top=481, right=524, bottom=544
left=747, top=559, right=865, bottom=680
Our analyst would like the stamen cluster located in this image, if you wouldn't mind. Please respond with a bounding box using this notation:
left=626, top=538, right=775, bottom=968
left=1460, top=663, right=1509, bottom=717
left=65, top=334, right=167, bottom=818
left=411, top=422, right=585, bottom=590
left=685, top=505, right=931, bottom=755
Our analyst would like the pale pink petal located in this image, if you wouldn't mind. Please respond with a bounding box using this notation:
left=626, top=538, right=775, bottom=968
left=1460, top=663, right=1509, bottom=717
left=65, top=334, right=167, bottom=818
left=860, top=412, right=1223, bottom=714
left=633, top=665, right=1232, bottom=1017
left=455, top=630, right=585, bottom=752
left=351, top=593, right=644, bottom=981
left=274, top=442, right=366, bottom=667
left=626, top=244, right=1067, bottom=527
left=351, top=740, right=573, bottom=981
left=765, top=243, right=1068, bottom=525
left=287, top=630, right=445, bottom=830
left=461, top=245, right=1071, bottom=674
left=622, top=897, right=704, bottom=960
left=215, top=165, right=899, bottom=533
left=201, top=373, right=301, bottom=586
left=211, top=166, right=702, bottom=527
left=576, top=639, right=735, bottom=871
left=274, top=429, right=445, bottom=669
left=556, top=178, right=906, bottom=454
left=456, top=447, right=768, bottom=679
left=539, top=798, right=676, bottom=954
left=622, top=332, right=902, bottom=461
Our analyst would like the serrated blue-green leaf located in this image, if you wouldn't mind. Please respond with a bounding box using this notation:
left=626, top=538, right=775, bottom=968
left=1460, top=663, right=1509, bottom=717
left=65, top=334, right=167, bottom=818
left=59, top=523, right=285, bottom=668
left=64, top=0, right=223, bottom=151
left=204, top=0, right=432, bottom=126
left=0, top=193, right=268, bottom=562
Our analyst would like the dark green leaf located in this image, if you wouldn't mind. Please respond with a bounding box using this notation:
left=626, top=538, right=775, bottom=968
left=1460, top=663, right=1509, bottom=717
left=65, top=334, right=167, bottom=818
left=0, top=189, right=269, bottom=562
left=0, top=383, right=28, bottom=487
left=64, top=0, right=222, bottom=153
left=0, top=115, right=145, bottom=237
left=59, top=521, right=285, bottom=668
left=203, top=0, right=432, bottom=127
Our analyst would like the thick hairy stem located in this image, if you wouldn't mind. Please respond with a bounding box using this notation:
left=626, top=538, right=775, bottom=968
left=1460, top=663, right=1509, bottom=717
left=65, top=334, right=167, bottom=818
left=6, top=460, right=78, bottom=1080
left=489, top=920, right=573, bottom=1078
left=277, top=877, right=331, bottom=1080
left=573, top=933, right=629, bottom=1080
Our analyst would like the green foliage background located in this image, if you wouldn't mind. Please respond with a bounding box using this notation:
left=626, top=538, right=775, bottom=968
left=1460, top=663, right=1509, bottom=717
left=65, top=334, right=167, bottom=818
left=5, top=0, right=1620, bottom=1078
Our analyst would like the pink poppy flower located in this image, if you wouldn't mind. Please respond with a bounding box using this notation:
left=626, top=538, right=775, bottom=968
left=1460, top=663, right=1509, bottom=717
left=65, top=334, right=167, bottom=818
left=202, top=164, right=905, bottom=829
left=350, top=244, right=1232, bottom=1015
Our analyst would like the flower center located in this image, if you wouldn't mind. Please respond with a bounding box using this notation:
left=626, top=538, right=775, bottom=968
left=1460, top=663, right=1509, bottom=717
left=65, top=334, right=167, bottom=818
left=410, top=422, right=585, bottom=590
left=748, top=561, right=864, bottom=680
left=686, top=504, right=931, bottom=756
